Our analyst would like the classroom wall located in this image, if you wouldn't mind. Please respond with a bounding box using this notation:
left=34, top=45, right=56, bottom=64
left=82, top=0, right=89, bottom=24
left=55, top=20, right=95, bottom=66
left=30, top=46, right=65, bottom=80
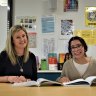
left=13, top=0, right=96, bottom=60
left=0, top=6, right=7, bottom=52
left=0, top=0, right=96, bottom=62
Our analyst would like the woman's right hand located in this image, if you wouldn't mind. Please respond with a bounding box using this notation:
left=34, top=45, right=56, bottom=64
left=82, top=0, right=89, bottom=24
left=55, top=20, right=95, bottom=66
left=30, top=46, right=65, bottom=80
left=7, top=76, right=27, bottom=83
left=59, top=77, right=70, bottom=83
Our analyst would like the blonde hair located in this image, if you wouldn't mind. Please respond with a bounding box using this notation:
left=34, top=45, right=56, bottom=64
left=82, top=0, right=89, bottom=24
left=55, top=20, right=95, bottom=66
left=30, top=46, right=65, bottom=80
left=5, top=25, right=29, bottom=65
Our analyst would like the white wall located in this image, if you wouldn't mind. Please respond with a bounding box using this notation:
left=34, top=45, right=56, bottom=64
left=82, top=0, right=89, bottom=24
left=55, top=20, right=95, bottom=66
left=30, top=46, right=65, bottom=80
left=12, top=0, right=96, bottom=60
left=0, top=6, right=7, bottom=52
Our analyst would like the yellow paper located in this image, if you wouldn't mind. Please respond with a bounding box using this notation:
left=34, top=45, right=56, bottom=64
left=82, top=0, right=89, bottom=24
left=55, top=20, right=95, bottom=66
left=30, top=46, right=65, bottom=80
left=85, top=7, right=96, bottom=27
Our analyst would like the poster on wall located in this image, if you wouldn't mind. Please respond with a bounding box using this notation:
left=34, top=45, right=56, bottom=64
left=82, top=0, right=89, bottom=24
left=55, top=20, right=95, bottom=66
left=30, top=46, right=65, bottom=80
left=60, top=19, right=73, bottom=39
left=74, top=30, right=96, bottom=45
left=28, top=32, right=37, bottom=48
left=85, top=7, right=96, bottom=27
left=41, top=16, right=54, bottom=33
left=64, top=0, right=78, bottom=12
left=15, top=16, right=37, bottom=32
left=42, top=38, right=55, bottom=58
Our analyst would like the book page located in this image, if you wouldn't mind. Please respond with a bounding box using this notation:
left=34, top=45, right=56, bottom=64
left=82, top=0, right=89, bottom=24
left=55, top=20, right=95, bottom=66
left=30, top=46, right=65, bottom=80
left=12, top=81, right=38, bottom=87
left=85, top=76, right=96, bottom=85
left=63, top=78, right=89, bottom=86
left=12, top=78, right=62, bottom=87
left=37, top=78, right=62, bottom=86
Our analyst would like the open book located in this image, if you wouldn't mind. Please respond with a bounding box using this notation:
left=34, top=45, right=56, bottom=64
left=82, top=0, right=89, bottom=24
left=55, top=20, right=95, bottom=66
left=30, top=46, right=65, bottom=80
left=63, top=76, right=96, bottom=86
left=12, top=78, right=62, bottom=87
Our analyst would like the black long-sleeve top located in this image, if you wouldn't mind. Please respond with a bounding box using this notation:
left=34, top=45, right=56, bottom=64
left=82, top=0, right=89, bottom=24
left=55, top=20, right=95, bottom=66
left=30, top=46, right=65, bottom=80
left=0, top=51, right=37, bottom=81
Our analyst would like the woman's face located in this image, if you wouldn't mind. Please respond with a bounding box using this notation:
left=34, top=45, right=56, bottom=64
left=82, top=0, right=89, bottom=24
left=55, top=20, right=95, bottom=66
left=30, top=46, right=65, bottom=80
left=13, top=30, right=28, bottom=50
left=70, top=40, right=85, bottom=59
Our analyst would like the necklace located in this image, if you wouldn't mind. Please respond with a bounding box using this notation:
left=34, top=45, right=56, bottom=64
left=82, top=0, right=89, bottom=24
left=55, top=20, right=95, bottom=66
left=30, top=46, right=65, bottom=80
left=17, top=56, right=24, bottom=72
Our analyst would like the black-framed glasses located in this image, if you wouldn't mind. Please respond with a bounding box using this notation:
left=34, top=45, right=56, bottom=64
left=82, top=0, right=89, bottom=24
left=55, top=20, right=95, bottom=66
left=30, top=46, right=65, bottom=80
left=71, top=44, right=83, bottom=50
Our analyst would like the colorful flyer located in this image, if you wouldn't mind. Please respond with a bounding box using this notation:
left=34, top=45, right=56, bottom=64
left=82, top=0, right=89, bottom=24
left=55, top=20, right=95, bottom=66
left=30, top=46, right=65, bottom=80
left=74, top=30, right=96, bottom=45
left=60, top=19, right=73, bottom=39
left=85, top=7, right=96, bottom=27
left=28, top=32, right=37, bottom=48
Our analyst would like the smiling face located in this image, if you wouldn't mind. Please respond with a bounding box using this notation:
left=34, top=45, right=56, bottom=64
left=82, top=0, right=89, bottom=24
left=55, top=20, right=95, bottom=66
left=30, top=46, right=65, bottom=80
left=71, top=40, right=85, bottom=59
left=12, top=30, right=28, bottom=53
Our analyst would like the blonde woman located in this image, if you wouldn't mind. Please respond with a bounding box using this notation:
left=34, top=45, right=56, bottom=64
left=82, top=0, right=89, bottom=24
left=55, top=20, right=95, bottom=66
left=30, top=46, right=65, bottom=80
left=0, top=25, right=37, bottom=83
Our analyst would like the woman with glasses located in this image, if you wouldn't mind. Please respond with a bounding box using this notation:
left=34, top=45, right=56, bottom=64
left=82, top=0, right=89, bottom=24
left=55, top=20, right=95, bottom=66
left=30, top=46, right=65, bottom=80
left=57, top=36, right=96, bottom=83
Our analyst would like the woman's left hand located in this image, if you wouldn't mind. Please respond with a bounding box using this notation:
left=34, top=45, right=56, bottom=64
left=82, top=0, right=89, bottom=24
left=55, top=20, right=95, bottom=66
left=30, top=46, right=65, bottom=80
left=17, top=76, right=27, bottom=82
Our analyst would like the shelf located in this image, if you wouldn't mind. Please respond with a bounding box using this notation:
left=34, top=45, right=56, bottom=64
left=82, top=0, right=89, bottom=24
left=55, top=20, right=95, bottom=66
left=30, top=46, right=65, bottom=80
left=38, top=70, right=62, bottom=73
